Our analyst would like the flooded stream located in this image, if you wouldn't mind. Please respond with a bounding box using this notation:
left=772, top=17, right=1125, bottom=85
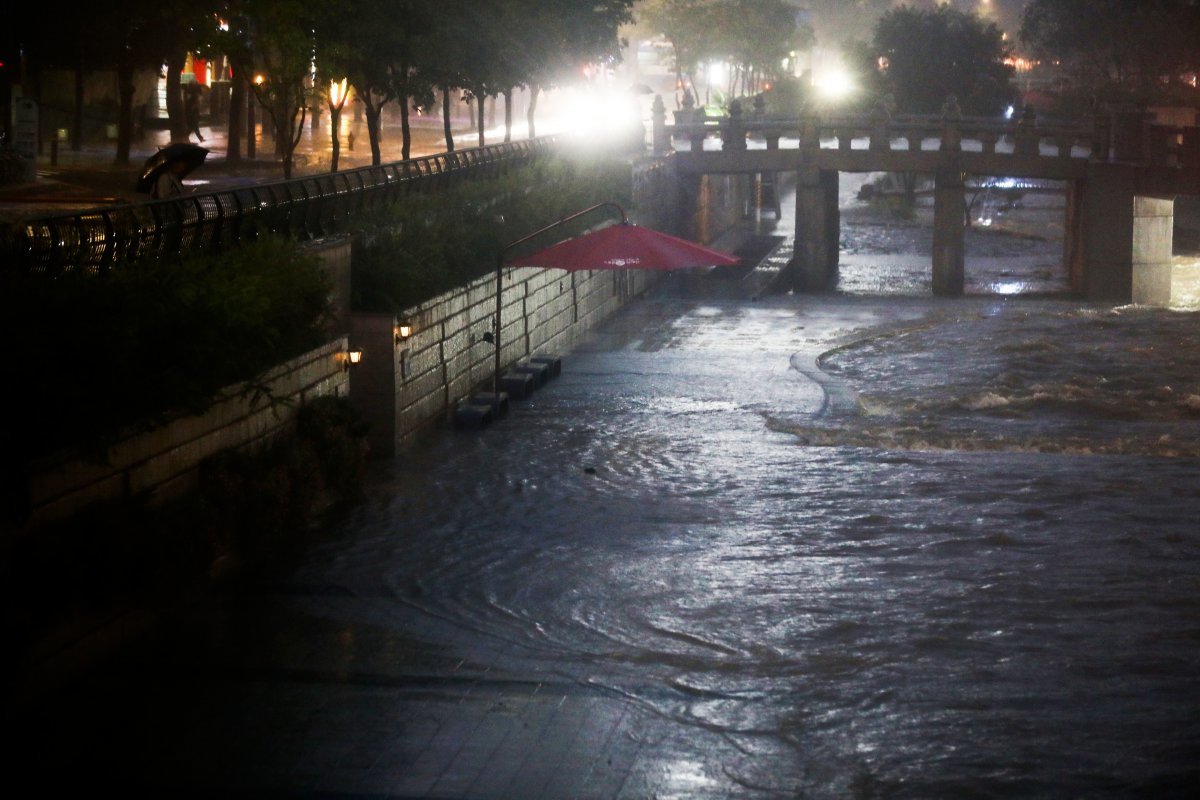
left=22, top=176, right=1200, bottom=798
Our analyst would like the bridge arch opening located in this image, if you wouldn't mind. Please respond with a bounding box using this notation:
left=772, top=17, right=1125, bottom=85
left=833, top=171, right=1071, bottom=297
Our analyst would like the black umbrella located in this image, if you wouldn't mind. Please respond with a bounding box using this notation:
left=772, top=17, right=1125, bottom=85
left=136, top=142, right=209, bottom=193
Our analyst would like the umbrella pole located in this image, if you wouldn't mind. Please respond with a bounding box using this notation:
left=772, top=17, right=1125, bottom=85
left=491, top=201, right=627, bottom=396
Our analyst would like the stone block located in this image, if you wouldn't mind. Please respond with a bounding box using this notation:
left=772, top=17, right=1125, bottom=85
left=397, top=366, right=445, bottom=409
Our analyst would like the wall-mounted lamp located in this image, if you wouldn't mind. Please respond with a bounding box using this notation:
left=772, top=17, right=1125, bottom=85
left=395, top=321, right=414, bottom=344
left=343, top=348, right=364, bottom=371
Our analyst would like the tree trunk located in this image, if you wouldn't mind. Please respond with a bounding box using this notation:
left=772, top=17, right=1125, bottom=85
left=476, top=93, right=486, bottom=147
left=330, top=105, right=342, bottom=172
left=114, top=57, right=135, bottom=165
left=274, top=104, right=286, bottom=157
left=400, top=94, right=412, bottom=160
left=72, top=63, right=84, bottom=151
left=280, top=105, right=305, bottom=179
left=165, top=52, right=187, bottom=141
left=227, top=72, right=245, bottom=162
left=246, top=86, right=257, bottom=159
left=364, top=100, right=383, bottom=165
left=503, top=89, right=513, bottom=142
left=527, top=83, right=539, bottom=138
left=442, top=86, right=455, bottom=151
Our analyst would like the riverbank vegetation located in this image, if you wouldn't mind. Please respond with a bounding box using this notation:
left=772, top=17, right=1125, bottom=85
left=351, top=153, right=634, bottom=312
left=1, top=236, right=332, bottom=473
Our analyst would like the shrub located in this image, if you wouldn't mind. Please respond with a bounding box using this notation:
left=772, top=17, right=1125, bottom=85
left=0, top=236, right=332, bottom=471
left=351, top=153, right=634, bottom=313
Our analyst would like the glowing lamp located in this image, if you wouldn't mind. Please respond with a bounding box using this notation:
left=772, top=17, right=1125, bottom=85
left=330, top=77, right=348, bottom=108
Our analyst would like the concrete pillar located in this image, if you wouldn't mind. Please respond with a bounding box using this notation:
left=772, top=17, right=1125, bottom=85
left=348, top=313, right=398, bottom=457
left=932, top=158, right=965, bottom=296
left=1063, top=180, right=1085, bottom=294
left=302, top=236, right=353, bottom=335
left=1129, top=196, right=1175, bottom=303
left=1081, top=164, right=1174, bottom=304
left=672, top=171, right=704, bottom=242
left=823, top=170, right=840, bottom=279
left=792, top=164, right=830, bottom=290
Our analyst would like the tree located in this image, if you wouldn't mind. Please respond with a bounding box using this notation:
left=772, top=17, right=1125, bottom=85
left=636, top=0, right=808, bottom=108
left=1020, top=0, right=1200, bottom=103
left=321, top=0, right=436, bottom=165
left=223, top=0, right=324, bottom=178
left=519, top=0, right=637, bottom=137
left=851, top=4, right=1015, bottom=116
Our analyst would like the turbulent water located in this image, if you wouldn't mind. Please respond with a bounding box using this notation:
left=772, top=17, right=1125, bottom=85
left=287, top=274, right=1200, bottom=796
left=270, top=180, right=1200, bottom=797
left=30, top=175, right=1197, bottom=798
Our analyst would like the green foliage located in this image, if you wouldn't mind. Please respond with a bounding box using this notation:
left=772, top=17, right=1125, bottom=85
left=853, top=4, right=1016, bottom=116
left=1020, top=0, right=1200, bottom=102
left=637, top=0, right=812, bottom=92
left=351, top=154, right=634, bottom=313
left=760, top=77, right=808, bottom=116
left=0, top=236, right=332, bottom=469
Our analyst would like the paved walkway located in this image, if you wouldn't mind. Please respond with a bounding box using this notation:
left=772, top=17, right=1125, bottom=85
left=0, top=115, right=491, bottom=218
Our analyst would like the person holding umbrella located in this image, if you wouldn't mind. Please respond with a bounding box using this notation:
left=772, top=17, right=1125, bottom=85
left=137, top=142, right=208, bottom=199
left=152, top=160, right=188, bottom=199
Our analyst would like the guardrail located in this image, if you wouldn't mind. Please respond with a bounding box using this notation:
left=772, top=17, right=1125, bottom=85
left=3, top=136, right=561, bottom=274
left=653, top=98, right=1099, bottom=161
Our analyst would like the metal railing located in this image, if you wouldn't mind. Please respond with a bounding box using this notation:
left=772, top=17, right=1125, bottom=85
left=3, top=136, right=561, bottom=274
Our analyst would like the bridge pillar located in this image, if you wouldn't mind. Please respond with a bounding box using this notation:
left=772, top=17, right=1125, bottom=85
left=789, top=166, right=838, bottom=291
left=1081, top=164, right=1174, bottom=304
left=932, top=159, right=966, bottom=296
left=1064, top=180, right=1085, bottom=294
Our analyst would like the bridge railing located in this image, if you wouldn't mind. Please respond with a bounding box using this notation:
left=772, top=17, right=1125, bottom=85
left=3, top=136, right=561, bottom=274
left=652, top=98, right=1101, bottom=161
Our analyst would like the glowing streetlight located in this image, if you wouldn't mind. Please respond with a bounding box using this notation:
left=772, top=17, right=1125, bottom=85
left=329, top=77, right=348, bottom=109
left=327, top=77, right=350, bottom=172
left=813, top=67, right=856, bottom=102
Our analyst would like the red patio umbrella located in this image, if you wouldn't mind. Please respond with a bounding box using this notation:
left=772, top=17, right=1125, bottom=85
left=485, top=202, right=739, bottom=398
left=506, top=218, right=741, bottom=272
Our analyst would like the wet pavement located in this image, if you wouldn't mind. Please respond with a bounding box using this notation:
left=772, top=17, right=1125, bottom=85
left=0, top=116, right=484, bottom=220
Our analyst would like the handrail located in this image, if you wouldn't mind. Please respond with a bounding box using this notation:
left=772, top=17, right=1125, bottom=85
left=660, top=111, right=1097, bottom=159
left=3, top=135, right=562, bottom=274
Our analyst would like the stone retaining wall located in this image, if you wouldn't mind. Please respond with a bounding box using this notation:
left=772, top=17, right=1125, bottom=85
left=350, top=267, right=655, bottom=454
left=22, top=338, right=350, bottom=529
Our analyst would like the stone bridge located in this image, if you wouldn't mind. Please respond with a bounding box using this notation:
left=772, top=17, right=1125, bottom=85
left=651, top=97, right=1200, bottom=303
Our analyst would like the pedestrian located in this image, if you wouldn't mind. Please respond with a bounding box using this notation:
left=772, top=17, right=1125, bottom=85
left=184, top=83, right=205, bottom=142
left=151, top=160, right=188, bottom=199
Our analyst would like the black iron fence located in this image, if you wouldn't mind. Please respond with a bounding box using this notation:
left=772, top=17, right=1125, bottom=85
left=3, top=136, right=561, bottom=274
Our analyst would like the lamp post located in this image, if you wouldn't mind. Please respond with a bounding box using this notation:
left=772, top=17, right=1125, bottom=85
left=247, top=73, right=265, bottom=160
